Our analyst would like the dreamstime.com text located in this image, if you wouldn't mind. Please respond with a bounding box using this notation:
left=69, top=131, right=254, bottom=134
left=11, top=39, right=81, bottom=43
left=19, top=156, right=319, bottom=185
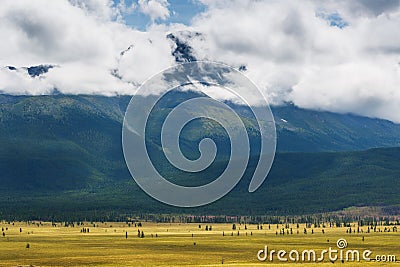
left=257, top=238, right=396, bottom=263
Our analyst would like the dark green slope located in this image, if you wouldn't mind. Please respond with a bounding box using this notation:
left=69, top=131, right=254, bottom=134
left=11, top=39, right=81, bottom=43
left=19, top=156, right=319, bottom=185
left=0, top=94, right=128, bottom=191
left=0, top=147, right=399, bottom=220
left=272, top=104, right=400, bottom=152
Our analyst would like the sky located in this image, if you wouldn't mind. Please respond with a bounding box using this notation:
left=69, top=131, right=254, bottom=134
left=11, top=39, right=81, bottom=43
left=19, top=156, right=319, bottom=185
left=0, top=0, right=400, bottom=122
left=116, top=0, right=206, bottom=30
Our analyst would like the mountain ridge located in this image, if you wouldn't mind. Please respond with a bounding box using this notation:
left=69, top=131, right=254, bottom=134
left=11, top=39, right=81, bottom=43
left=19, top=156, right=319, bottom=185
left=0, top=93, right=399, bottom=219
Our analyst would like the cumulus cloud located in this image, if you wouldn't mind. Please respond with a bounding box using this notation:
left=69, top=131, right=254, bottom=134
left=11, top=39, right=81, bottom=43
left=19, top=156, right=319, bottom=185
left=188, top=0, right=400, bottom=121
left=335, top=0, right=399, bottom=16
left=0, top=0, right=399, bottom=122
left=0, top=0, right=174, bottom=95
left=138, top=0, right=170, bottom=21
left=69, top=0, right=116, bottom=21
left=69, top=0, right=136, bottom=22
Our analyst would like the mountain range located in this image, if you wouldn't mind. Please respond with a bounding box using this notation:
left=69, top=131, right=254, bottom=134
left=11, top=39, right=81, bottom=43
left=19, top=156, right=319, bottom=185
left=0, top=93, right=399, bottom=220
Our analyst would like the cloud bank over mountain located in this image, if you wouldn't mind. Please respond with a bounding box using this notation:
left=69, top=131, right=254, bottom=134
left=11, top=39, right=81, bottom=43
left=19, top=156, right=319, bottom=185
left=0, top=0, right=399, bottom=122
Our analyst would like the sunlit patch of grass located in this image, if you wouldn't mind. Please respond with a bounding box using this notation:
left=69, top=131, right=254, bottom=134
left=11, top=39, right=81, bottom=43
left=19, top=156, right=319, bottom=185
left=0, top=222, right=398, bottom=266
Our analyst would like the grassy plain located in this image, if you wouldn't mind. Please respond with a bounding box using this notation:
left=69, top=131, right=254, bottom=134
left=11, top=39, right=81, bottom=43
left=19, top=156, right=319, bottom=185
left=0, top=221, right=398, bottom=266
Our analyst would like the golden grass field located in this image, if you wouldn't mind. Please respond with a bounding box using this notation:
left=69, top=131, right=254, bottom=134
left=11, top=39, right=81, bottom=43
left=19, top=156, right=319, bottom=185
left=0, top=221, right=398, bottom=266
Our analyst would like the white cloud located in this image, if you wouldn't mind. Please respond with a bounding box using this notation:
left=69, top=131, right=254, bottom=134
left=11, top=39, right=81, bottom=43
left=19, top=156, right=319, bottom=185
left=187, top=0, right=400, bottom=122
left=0, top=0, right=399, bottom=123
left=326, top=0, right=400, bottom=17
left=138, top=0, right=170, bottom=21
left=115, top=24, right=176, bottom=85
left=69, top=0, right=136, bottom=22
left=114, top=0, right=136, bottom=21
left=0, top=67, right=54, bottom=95
left=69, top=0, right=115, bottom=21
left=0, top=0, right=174, bottom=95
